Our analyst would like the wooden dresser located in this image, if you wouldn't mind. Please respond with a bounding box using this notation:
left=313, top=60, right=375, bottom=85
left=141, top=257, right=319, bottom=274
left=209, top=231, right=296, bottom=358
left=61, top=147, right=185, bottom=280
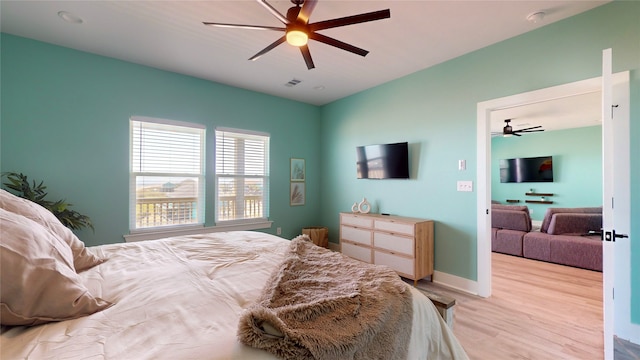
left=339, top=212, right=434, bottom=284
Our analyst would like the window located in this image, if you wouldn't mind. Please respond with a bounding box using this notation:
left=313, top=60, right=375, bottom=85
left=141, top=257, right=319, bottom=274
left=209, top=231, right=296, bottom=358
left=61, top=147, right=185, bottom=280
left=215, top=128, right=269, bottom=223
left=130, top=117, right=205, bottom=230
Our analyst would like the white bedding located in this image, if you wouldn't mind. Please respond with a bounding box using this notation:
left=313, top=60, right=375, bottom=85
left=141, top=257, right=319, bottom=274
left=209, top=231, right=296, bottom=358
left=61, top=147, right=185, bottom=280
left=0, top=231, right=468, bottom=359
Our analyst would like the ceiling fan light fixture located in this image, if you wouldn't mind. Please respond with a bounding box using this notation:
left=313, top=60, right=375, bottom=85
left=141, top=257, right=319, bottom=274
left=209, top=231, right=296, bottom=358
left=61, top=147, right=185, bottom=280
left=286, top=30, right=308, bottom=47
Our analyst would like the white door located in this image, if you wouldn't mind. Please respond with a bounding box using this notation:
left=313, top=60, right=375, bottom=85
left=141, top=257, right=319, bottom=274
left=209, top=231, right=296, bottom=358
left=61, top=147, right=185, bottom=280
left=601, top=49, right=634, bottom=360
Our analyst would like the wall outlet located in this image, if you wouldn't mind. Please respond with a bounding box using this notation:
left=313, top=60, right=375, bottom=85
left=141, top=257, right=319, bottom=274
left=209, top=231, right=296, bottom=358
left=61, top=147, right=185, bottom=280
left=457, top=180, right=473, bottom=192
left=276, top=227, right=282, bottom=235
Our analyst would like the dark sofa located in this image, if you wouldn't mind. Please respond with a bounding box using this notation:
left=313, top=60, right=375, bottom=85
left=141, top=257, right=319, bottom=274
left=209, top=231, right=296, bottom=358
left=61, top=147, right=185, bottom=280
left=491, top=205, right=603, bottom=271
left=491, top=204, right=531, bottom=256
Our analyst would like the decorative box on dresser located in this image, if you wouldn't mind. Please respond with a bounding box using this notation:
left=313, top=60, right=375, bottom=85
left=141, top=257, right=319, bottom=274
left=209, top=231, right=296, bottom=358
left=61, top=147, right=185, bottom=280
left=340, top=212, right=434, bottom=285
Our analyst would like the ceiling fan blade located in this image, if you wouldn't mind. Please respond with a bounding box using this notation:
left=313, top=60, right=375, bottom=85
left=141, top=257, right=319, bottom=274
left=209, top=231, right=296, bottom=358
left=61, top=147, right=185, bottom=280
left=513, top=133, right=522, bottom=136
left=300, top=45, right=315, bottom=70
left=309, top=9, right=390, bottom=32
left=256, top=0, right=289, bottom=24
left=517, top=129, right=545, bottom=133
left=297, top=0, right=318, bottom=24
left=309, top=32, right=368, bottom=57
left=515, top=125, right=543, bottom=132
left=248, top=36, right=286, bottom=61
left=203, top=22, right=285, bottom=31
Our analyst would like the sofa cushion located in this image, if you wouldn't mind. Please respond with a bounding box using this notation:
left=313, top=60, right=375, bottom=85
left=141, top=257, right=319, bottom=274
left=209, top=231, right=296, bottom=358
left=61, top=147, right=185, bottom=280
left=523, top=231, right=602, bottom=271
left=523, top=232, right=551, bottom=262
left=547, top=213, right=603, bottom=235
left=549, top=235, right=602, bottom=271
left=540, top=207, right=602, bottom=234
left=493, top=229, right=525, bottom=256
left=491, top=206, right=532, bottom=232
left=491, top=227, right=498, bottom=243
left=492, top=204, right=528, bottom=212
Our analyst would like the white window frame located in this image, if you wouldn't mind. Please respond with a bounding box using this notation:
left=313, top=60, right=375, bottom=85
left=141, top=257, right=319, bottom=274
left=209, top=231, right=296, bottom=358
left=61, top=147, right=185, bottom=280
left=129, top=116, right=205, bottom=233
left=215, top=127, right=270, bottom=225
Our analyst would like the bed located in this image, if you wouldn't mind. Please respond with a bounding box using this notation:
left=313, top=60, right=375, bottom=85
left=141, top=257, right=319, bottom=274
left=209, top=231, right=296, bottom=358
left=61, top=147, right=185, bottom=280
left=0, top=190, right=468, bottom=359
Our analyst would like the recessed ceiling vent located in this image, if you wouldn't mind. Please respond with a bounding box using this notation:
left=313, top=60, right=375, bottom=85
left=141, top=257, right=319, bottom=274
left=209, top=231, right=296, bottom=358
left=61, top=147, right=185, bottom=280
left=285, top=79, right=302, bottom=87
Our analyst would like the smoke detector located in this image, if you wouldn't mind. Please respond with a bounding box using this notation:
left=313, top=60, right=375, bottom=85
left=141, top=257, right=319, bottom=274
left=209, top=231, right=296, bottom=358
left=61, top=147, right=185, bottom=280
left=527, top=11, right=545, bottom=24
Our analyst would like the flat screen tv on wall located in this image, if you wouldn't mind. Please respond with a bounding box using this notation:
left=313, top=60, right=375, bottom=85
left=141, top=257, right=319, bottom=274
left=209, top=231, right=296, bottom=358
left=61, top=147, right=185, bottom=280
left=356, top=142, right=409, bottom=179
left=499, top=156, right=554, bottom=183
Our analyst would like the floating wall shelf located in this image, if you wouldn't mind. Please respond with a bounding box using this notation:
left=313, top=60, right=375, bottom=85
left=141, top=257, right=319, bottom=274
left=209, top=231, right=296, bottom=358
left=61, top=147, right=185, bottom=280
left=525, top=192, right=554, bottom=204
left=525, top=200, right=554, bottom=204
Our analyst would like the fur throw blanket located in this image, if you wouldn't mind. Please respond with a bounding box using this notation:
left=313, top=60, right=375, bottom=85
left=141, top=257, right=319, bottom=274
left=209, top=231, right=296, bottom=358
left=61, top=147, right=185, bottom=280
left=237, top=235, right=413, bottom=360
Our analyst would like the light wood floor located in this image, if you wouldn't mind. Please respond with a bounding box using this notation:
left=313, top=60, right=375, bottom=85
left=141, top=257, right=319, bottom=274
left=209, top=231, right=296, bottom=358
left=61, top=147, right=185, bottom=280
left=416, top=252, right=603, bottom=360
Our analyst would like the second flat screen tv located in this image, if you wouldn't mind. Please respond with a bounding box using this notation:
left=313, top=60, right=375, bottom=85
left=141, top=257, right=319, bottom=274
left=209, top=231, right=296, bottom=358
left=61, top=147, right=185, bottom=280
left=357, top=142, right=409, bottom=179
left=499, top=156, right=554, bottom=183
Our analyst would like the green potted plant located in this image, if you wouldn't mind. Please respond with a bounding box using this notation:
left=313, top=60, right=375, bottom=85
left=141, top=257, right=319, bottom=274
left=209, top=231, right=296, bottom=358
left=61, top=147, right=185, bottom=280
left=2, top=172, right=94, bottom=231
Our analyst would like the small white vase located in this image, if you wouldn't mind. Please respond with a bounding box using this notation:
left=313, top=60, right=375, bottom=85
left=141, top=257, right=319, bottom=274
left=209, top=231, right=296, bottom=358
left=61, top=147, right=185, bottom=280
left=351, top=202, right=359, bottom=213
left=358, top=197, right=371, bottom=214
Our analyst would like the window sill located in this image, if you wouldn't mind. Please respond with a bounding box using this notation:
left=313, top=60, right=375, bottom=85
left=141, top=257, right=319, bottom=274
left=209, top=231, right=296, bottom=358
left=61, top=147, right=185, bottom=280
left=124, top=221, right=273, bottom=242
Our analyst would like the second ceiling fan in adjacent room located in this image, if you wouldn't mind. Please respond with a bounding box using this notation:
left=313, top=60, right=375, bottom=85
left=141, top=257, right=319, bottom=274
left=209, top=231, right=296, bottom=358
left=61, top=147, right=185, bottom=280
left=499, top=119, right=545, bottom=137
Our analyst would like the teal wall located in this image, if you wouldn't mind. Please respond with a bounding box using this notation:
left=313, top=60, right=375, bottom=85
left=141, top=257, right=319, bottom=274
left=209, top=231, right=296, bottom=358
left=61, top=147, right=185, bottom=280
left=319, top=2, right=639, bottom=322
left=0, top=34, right=322, bottom=246
left=1, top=2, right=639, bottom=325
left=491, top=126, right=602, bottom=221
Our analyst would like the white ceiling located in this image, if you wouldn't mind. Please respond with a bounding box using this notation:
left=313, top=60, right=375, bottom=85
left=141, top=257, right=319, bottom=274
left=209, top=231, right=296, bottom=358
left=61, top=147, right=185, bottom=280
left=490, top=90, right=603, bottom=135
left=1, top=0, right=609, bottom=108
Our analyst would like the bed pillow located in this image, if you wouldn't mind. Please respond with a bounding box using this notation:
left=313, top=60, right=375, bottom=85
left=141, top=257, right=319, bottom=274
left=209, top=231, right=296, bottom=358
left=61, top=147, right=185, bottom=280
left=0, top=189, right=104, bottom=271
left=0, top=208, right=113, bottom=326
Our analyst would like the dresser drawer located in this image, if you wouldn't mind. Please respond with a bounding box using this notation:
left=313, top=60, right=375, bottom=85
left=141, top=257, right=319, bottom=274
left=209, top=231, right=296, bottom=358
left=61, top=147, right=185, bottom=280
left=373, top=232, right=414, bottom=256
left=374, top=220, right=414, bottom=236
left=341, top=225, right=372, bottom=246
left=342, top=242, right=373, bottom=263
left=341, top=214, right=374, bottom=228
left=374, top=250, right=414, bottom=277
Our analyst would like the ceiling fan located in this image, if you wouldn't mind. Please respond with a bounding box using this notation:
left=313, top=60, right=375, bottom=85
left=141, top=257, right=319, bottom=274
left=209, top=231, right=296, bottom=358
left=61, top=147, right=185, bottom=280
left=203, top=0, right=391, bottom=70
left=497, top=119, right=544, bottom=137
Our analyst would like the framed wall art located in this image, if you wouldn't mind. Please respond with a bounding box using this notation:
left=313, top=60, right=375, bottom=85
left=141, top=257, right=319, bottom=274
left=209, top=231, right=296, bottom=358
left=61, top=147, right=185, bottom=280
left=290, top=182, right=305, bottom=206
left=290, top=158, right=305, bottom=182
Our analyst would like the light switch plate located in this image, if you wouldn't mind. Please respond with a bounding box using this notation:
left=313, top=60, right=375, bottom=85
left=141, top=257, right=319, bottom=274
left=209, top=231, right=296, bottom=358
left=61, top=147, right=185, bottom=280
left=457, top=180, right=473, bottom=192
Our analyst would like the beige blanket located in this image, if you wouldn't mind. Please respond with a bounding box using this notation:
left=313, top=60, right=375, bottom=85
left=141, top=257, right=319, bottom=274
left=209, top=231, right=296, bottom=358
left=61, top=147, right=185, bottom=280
left=238, top=235, right=413, bottom=360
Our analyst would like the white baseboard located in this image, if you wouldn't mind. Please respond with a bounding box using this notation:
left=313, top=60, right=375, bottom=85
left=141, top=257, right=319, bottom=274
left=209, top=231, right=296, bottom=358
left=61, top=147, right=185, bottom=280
left=432, top=270, right=480, bottom=296
left=333, top=240, right=479, bottom=295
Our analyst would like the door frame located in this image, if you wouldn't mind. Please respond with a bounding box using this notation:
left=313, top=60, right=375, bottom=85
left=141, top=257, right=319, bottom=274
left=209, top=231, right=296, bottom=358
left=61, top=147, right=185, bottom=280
left=476, top=71, right=633, bottom=357
left=476, top=75, right=604, bottom=298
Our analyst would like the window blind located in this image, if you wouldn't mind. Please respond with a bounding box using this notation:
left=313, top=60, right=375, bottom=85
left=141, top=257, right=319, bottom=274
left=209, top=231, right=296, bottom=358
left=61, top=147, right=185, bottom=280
left=215, top=128, right=270, bottom=223
left=130, top=117, right=205, bottom=230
